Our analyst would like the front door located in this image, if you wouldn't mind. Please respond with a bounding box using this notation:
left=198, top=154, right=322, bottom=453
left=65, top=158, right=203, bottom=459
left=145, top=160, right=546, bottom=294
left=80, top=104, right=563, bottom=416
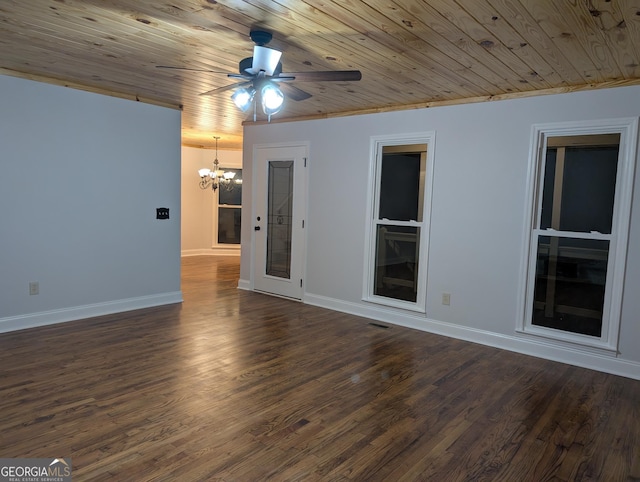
left=253, top=144, right=306, bottom=299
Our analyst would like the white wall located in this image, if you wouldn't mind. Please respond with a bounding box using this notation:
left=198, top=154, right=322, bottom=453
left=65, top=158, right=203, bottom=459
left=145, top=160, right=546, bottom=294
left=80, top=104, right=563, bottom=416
left=240, top=85, right=640, bottom=378
left=181, top=146, right=242, bottom=256
left=0, top=75, right=182, bottom=332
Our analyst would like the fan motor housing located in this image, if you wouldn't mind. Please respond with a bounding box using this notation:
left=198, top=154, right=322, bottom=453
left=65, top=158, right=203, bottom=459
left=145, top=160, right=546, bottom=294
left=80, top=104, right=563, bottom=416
left=239, top=57, right=282, bottom=76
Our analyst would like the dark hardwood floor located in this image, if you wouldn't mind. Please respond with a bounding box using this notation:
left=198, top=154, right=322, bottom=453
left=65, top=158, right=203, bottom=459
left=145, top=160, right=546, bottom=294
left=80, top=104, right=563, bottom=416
left=1, top=256, right=638, bottom=481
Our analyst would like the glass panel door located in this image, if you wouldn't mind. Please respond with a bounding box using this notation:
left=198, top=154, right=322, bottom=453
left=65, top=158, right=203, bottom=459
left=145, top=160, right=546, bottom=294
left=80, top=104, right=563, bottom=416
left=266, top=160, right=294, bottom=279
left=253, top=144, right=306, bottom=300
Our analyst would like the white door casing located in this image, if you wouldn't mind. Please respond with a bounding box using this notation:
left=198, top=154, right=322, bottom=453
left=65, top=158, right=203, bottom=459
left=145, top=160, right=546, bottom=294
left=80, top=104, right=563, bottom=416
left=252, top=143, right=307, bottom=300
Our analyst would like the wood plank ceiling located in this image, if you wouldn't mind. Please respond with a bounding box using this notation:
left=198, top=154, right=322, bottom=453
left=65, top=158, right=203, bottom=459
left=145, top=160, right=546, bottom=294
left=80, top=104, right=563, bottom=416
left=1, top=0, right=640, bottom=150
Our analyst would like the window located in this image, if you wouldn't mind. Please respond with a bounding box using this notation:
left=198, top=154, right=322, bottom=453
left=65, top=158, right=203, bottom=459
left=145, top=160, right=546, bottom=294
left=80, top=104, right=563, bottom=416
left=364, top=133, right=435, bottom=312
left=521, top=119, right=637, bottom=350
left=217, top=168, right=242, bottom=245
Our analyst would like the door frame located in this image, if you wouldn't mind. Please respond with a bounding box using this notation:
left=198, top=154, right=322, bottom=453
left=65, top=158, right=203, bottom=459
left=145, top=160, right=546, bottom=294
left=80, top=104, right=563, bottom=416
left=250, top=141, right=309, bottom=300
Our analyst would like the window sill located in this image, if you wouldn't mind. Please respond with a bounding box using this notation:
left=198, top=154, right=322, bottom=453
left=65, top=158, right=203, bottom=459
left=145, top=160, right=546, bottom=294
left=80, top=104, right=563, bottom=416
left=363, top=295, right=427, bottom=314
left=516, top=326, right=619, bottom=357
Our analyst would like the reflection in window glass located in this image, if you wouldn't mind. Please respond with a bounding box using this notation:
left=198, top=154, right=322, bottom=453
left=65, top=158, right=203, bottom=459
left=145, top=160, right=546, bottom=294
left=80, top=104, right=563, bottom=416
left=533, top=236, right=609, bottom=336
left=217, top=168, right=242, bottom=245
left=374, top=225, right=419, bottom=303
left=218, top=169, right=243, bottom=206
left=218, top=207, right=241, bottom=244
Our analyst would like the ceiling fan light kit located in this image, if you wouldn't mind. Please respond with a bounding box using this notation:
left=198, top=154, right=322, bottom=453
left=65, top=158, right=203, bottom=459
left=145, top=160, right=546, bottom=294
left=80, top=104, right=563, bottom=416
left=260, top=83, right=285, bottom=118
left=231, top=87, right=255, bottom=112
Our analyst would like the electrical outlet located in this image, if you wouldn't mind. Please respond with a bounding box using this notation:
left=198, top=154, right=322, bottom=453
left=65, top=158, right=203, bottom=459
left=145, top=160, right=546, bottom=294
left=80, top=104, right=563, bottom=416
left=29, top=281, right=39, bottom=296
left=442, top=292, right=451, bottom=306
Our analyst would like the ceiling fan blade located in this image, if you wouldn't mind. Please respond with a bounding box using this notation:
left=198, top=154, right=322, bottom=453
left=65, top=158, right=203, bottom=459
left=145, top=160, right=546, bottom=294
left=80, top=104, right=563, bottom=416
left=228, top=73, right=254, bottom=80
left=279, top=83, right=312, bottom=101
left=269, top=75, right=296, bottom=82
left=156, top=65, right=230, bottom=74
left=200, top=81, right=252, bottom=96
left=280, top=70, right=362, bottom=82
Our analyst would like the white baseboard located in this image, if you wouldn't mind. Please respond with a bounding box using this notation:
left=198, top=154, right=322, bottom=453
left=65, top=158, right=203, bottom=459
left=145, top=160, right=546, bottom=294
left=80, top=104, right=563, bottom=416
left=0, top=291, right=183, bottom=334
left=237, top=279, right=251, bottom=291
left=181, top=247, right=241, bottom=257
left=304, top=292, right=640, bottom=380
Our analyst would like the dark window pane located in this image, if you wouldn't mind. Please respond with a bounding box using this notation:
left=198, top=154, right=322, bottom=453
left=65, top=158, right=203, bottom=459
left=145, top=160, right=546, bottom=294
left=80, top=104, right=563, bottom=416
left=374, top=225, right=419, bottom=302
left=219, top=168, right=242, bottom=206
left=379, top=153, right=421, bottom=221
left=561, top=147, right=617, bottom=233
left=532, top=236, right=608, bottom=337
left=218, top=207, right=241, bottom=244
left=540, top=146, right=618, bottom=233
left=540, top=149, right=557, bottom=230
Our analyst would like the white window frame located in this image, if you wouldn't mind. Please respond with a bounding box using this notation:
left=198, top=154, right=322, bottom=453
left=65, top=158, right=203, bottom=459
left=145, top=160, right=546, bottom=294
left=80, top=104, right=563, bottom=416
left=363, top=132, right=436, bottom=313
left=519, top=118, right=638, bottom=352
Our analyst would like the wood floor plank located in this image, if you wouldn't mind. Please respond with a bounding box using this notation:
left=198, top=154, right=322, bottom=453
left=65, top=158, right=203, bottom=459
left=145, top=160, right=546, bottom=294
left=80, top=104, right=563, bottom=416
left=0, top=255, right=638, bottom=481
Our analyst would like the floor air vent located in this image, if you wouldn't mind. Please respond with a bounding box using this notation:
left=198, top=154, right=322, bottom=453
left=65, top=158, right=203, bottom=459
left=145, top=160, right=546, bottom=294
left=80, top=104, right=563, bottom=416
left=368, top=322, right=390, bottom=329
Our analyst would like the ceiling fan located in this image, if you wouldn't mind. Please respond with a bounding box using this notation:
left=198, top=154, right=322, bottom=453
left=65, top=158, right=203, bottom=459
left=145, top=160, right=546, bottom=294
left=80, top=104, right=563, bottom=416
left=157, top=30, right=362, bottom=120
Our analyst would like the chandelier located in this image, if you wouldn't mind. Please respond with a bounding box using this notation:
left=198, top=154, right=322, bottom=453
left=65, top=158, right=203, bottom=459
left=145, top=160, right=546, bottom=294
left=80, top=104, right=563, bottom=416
left=197, top=136, right=239, bottom=191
